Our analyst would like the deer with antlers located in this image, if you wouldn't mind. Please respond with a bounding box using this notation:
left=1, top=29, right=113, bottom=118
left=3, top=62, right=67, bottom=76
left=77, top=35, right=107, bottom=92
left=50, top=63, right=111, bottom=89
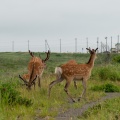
left=49, top=48, right=98, bottom=102
left=19, top=50, right=50, bottom=90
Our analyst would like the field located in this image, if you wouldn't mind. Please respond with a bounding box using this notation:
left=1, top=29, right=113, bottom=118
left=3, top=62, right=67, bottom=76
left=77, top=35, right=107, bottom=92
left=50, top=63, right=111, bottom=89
left=0, top=52, right=120, bottom=120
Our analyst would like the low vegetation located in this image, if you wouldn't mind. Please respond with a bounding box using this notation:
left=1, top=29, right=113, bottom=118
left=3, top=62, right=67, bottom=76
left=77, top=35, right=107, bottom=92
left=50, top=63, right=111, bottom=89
left=91, top=83, right=120, bottom=92
left=0, top=52, right=120, bottom=119
left=0, top=82, right=33, bottom=106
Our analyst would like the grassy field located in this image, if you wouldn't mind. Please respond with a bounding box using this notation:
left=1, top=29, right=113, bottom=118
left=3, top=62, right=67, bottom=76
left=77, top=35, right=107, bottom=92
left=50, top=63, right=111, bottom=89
left=0, top=52, right=120, bottom=120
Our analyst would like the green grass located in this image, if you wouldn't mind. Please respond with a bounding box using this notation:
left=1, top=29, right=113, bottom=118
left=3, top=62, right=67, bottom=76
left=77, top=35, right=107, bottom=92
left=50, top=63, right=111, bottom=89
left=80, top=97, right=120, bottom=120
left=0, top=52, right=120, bottom=119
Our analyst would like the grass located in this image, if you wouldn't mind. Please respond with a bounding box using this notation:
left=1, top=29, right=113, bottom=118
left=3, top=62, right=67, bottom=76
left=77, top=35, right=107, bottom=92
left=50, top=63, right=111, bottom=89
left=0, top=52, right=120, bottom=119
left=80, top=97, right=120, bottom=120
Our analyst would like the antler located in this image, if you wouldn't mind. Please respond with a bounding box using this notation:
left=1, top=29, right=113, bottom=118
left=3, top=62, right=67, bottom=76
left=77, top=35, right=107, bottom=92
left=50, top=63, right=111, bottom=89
left=42, top=50, right=50, bottom=62
left=31, top=75, right=37, bottom=85
left=86, top=47, right=91, bottom=51
left=29, top=50, right=34, bottom=57
left=95, top=48, right=98, bottom=52
left=19, top=75, right=28, bottom=85
left=86, top=48, right=98, bottom=52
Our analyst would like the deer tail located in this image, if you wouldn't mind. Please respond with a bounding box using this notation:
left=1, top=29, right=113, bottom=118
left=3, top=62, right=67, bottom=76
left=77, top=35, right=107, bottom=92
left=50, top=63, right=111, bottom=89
left=55, top=67, right=62, bottom=79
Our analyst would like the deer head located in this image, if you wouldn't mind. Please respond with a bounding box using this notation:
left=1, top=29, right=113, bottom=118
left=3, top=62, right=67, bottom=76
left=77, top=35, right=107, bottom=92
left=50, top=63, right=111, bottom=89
left=19, top=50, right=50, bottom=89
left=86, top=47, right=98, bottom=54
left=86, top=48, right=98, bottom=64
left=19, top=64, right=37, bottom=90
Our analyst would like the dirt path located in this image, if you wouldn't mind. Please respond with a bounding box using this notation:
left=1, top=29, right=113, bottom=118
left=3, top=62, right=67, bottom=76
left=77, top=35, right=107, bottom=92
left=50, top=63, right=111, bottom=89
left=37, top=93, right=120, bottom=120
left=55, top=93, right=120, bottom=120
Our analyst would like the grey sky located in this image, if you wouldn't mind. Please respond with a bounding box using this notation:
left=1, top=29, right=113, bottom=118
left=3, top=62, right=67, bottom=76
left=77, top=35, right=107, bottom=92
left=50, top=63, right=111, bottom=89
left=0, top=0, right=119, bottom=52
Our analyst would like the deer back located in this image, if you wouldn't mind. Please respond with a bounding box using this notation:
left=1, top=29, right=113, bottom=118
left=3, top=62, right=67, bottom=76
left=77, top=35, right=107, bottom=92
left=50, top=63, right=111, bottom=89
left=60, top=48, right=98, bottom=79
left=28, top=57, right=46, bottom=79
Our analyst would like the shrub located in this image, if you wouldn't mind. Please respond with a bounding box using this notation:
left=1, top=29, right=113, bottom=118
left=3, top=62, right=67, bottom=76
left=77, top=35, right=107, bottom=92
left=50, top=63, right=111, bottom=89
left=92, top=66, right=120, bottom=81
left=0, top=82, right=32, bottom=106
left=91, top=83, right=120, bottom=92
left=112, top=55, right=120, bottom=63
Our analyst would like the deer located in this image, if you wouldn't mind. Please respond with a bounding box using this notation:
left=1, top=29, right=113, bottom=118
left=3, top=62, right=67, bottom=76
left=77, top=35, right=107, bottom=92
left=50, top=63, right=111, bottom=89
left=61, top=60, right=78, bottom=89
left=19, top=50, right=50, bottom=90
left=48, top=48, right=98, bottom=102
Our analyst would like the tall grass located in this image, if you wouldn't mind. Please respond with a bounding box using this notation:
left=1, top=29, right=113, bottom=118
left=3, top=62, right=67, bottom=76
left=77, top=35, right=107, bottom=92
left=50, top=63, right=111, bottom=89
left=92, top=64, right=120, bottom=81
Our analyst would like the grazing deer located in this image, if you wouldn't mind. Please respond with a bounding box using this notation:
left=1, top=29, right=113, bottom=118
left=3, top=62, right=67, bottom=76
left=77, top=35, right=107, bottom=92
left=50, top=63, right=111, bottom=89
left=19, top=50, right=50, bottom=90
left=49, top=48, right=98, bottom=102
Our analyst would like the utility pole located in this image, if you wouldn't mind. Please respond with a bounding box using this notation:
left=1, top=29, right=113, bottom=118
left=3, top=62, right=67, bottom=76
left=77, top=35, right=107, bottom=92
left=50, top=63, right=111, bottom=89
left=101, top=42, right=102, bottom=53
left=97, top=37, right=99, bottom=53
left=118, top=35, right=119, bottom=52
left=105, top=37, right=107, bottom=52
left=111, top=37, right=112, bottom=53
left=45, top=40, right=50, bottom=52
left=60, top=39, right=61, bottom=53
left=86, top=37, right=88, bottom=48
left=97, top=37, right=99, bottom=48
left=82, top=48, right=83, bottom=53
left=75, top=38, right=77, bottom=53
left=118, top=35, right=119, bottom=44
left=28, top=40, right=29, bottom=51
left=45, top=40, right=47, bottom=52
left=86, top=37, right=88, bottom=53
left=12, top=41, right=14, bottom=52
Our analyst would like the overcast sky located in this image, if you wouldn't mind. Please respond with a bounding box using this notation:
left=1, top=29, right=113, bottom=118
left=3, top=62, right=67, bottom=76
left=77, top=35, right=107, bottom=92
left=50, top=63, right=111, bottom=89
left=0, top=0, right=120, bottom=52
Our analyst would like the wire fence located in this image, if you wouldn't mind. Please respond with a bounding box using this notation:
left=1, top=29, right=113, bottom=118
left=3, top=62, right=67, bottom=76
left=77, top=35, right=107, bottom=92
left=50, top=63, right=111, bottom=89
left=0, top=36, right=118, bottom=53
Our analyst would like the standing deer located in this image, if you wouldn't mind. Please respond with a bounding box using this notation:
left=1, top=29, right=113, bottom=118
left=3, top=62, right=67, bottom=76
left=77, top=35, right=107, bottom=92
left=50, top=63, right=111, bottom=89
left=19, top=50, right=50, bottom=90
left=49, top=48, right=98, bottom=102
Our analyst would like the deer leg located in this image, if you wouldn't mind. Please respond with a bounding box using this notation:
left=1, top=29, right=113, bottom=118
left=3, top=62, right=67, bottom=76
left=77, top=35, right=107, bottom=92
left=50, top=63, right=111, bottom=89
left=64, top=80, right=75, bottom=102
left=78, top=80, right=87, bottom=101
left=74, top=80, right=77, bottom=89
left=48, top=78, right=64, bottom=97
left=38, top=76, right=41, bottom=88
left=33, top=82, right=36, bottom=90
